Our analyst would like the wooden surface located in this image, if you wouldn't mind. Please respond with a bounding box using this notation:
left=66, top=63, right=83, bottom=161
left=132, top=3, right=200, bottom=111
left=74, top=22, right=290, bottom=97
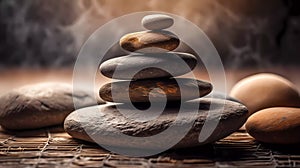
left=0, top=68, right=300, bottom=167
left=0, top=127, right=300, bottom=168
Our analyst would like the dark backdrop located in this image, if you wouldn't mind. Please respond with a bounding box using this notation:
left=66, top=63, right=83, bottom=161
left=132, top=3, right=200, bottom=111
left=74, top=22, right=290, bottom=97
left=0, top=0, right=300, bottom=69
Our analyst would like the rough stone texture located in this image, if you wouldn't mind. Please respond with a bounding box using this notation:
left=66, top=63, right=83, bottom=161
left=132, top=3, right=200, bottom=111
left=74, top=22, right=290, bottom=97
left=99, top=52, right=197, bottom=80
left=246, top=107, right=300, bottom=144
left=100, top=78, right=212, bottom=103
left=0, top=82, right=103, bottom=130
left=64, top=98, right=248, bottom=149
left=230, top=73, right=300, bottom=116
left=119, top=30, right=180, bottom=53
left=142, top=14, right=174, bottom=30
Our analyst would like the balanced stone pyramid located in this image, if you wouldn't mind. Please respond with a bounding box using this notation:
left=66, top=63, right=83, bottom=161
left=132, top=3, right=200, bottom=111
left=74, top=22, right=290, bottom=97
left=64, top=14, right=248, bottom=150
left=99, top=14, right=212, bottom=103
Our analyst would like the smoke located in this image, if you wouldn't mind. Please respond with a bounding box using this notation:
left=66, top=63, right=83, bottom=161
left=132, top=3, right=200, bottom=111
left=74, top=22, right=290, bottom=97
left=0, top=0, right=299, bottom=68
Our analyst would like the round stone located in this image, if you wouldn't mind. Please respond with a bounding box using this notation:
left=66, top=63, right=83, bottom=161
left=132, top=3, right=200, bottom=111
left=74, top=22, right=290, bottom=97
left=230, top=73, right=300, bottom=116
left=64, top=98, right=248, bottom=149
left=245, top=107, right=300, bottom=144
left=0, top=83, right=104, bottom=130
left=99, top=52, right=197, bottom=80
left=99, top=78, right=212, bottom=103
left=142, top=14, right=174, bottom=30
left=119, top=30, right=179, bottom=53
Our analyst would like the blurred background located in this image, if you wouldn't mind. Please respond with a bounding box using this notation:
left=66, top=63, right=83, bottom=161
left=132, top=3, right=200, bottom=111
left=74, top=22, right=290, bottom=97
left=0, top=0, right=300, bottom=92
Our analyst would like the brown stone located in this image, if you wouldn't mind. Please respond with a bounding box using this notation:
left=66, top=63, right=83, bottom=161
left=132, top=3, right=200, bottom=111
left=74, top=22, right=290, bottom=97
left=100, top=78, right=212, bottom=103
left=119, top=30, right=180, bottom=52
left=230, top=73, right=300, bottom=116
left=64, top=98, right=248, bottom=149
left=245, top=107, right=300, bottom=144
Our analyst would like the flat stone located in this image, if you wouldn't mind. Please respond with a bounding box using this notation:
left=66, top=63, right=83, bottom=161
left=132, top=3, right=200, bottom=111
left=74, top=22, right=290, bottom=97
left=100, top=78, right=212, bottom=103
left=230, top=73, right=300, bottom=116
left=100, top=52, right=197, bottom=80
left=64, top=98, right=248, bottom=150
left=142, top=14, right=174, bottom=30
left=0, top=82, right=104, bottom=130
left=119, top=30, right=179, bottom=53
left=246, top=107, right=300, bottom=144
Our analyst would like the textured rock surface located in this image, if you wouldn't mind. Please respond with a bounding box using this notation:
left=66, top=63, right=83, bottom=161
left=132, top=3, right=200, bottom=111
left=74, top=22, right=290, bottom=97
left=100, top=52, right=197, bottom=80
left=142, top=14, right=174, bottom=30
left=64, top=98, right=248, bottom=149
left=230, top=73, right=300, bottom=115
left=246, top=107, right=300, bottom=144
left=100, top=78, right=212, bottom=103
left=119, top=30, right=179, bottom=53
left=0, top=83, right=103, bottom=130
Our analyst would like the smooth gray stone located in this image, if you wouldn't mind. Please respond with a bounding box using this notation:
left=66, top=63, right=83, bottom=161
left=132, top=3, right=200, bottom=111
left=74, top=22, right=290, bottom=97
left=100, top=52, right=197, bottom=80
left=0, top=82, right=104, bottom=130
left=142, top=14, right=174, bottom=30
left=64, top=98, right=248, bottom=150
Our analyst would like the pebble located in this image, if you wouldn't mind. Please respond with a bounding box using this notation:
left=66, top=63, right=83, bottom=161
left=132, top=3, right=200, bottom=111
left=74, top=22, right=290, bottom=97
left=100, top=52, right=197, bottom=80
left=0, top=83, right=103, bottom=130
left=100, top=78, right=212, bottom=103
left=245, top=107, right=300, bottom=144
left=119, top=30, right=179, bottom=53
left=64, top=98, right=248, bottom=149
left=230, top=73, right=300, bottom=115
left=142, top=14, right=174, bottom=30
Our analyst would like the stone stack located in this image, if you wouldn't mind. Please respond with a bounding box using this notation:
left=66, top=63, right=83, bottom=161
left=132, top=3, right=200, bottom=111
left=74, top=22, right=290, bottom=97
left=64, top=14, right=248, bottom=150
left=99, top=14, right=212, bottom=104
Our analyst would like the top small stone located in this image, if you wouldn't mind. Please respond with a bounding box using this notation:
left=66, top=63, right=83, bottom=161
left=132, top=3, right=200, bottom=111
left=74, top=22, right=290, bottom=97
left=142, top=14, right=174, bottom=30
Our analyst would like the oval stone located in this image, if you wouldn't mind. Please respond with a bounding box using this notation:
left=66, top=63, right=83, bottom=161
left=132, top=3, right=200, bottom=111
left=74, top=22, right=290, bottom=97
left=99, top=52, right=197, bottom=80
left=64, top=98, right=248, bottom=149
left=119, top=30, right=179, bottom=53
left=0, top=83, right=104, bottom=130
left=142, top=14, right=174, bottom=30
left=245, top=107, right=300, bottom=144
left=230, top=73, right=300, bottom=116
left=100, top=78, right=212, bottom=103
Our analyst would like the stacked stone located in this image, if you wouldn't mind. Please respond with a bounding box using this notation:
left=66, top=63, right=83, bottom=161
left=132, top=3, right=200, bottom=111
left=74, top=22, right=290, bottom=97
left=64, top=14, right=249, bottom=150
left=99, top=14, right=212, bottom=104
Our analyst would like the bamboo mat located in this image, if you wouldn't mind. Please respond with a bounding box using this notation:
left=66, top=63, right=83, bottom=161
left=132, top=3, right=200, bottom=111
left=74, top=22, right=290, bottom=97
left=0, top=127, right=299, bottom=168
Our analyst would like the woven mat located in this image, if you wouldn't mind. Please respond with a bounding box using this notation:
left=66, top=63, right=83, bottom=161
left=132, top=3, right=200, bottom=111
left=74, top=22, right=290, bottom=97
left=1, top=127, right=300, bottom=168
